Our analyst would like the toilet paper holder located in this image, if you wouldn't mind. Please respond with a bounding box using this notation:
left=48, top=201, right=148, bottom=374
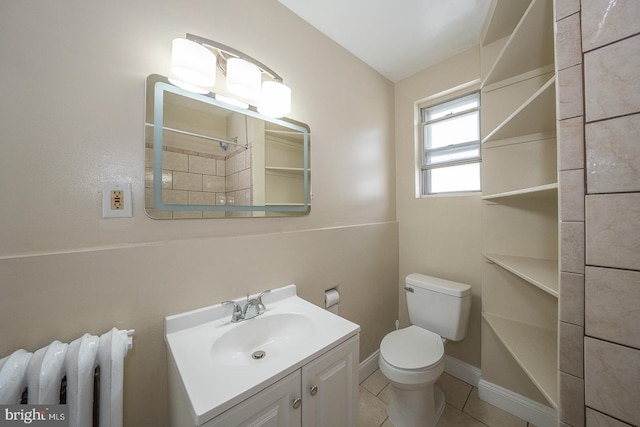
left=325, top=287, right=340, bottom=307
left=324, top=287, right=340, bottom=315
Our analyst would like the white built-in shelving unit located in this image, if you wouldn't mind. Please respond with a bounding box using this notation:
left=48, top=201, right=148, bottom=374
left=480, top=0, right=558, bottom=410
left=264, top=125, right=310, bottom=208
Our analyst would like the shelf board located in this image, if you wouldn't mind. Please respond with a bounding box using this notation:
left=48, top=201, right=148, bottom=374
left=482, top=75, right=556, bottom=144
left=265, top=202, right=308, bottom=206
left=481, top=0, right=532, bottom=46
left=266, top=129, right=306, bottom=135
left=482, top=313, right=558, bottom=408
left=482, top=183, right=557, bottom=201
left=265, top=166, right=310, bottom=174
left=265, top=129, right=306, bottom=144
left=484, top=253, right=558, bottom=297
left=482, top=64, right=555, bottom=94
left=481, top=131, right=556, bottom=149
left=483, top=0, right=555, bottom=87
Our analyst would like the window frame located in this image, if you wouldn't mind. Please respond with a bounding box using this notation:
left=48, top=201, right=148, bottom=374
left=419, top=91, right=481, bottom=196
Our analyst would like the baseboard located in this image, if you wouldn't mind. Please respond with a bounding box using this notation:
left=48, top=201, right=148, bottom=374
left=442, top=356, right=557, bottom=427
left=443, top=355, right=481, bottom=387
left=478, top=379, right=557, bottom=427
left=359, top=350, right=380, bottom=384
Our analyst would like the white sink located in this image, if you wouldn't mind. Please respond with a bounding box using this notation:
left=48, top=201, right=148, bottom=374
left=210, top=312, right=315, bottom=366
left=165, top=285, right=360, bottom=425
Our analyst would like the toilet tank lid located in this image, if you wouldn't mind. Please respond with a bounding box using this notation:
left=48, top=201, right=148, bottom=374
left=406, top=273, right=471, bottom=297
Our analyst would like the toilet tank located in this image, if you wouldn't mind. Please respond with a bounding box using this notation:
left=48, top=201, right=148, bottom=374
left=405, top=273, right=472, bottom=341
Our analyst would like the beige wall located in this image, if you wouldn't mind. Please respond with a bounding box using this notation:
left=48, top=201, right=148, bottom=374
left=394, top=48, right=483, bottom=368
left=0, top=1, right=398, bottom=426
left=556, top=1, right=640, bottom=426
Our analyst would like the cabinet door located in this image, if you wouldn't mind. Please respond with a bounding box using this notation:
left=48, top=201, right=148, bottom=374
left=302, top=336, right=359, bottom=427
left=203, top=370, right=302, bottom=427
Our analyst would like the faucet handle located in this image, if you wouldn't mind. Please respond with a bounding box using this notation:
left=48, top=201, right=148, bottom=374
left=222, top=300, right=243, bottom=322
left=255, top=290, right=271, bottom=314
left=222, top=300, right=240, bottom=309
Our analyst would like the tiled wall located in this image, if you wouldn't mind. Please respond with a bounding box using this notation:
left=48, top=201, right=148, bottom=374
left=224, top=147, right=254, bottom=218
left=556, top=1, right=640, bottom=426
left=144, top=145, right=253, bottom=218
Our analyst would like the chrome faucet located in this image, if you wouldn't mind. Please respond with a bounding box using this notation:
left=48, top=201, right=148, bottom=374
left=222, top=290, right=271, bottom=323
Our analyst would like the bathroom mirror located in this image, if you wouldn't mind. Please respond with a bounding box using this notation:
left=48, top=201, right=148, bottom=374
left=145, top=74, right=310, bottom=218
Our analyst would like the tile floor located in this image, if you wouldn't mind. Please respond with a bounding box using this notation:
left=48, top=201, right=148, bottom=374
left=359, top=369, right=533, bottom=427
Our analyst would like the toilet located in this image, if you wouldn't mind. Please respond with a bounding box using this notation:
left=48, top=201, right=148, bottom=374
left=379, top=273, right=472, bottom=427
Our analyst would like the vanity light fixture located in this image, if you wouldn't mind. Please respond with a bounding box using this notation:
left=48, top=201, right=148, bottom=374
left=171, top=39, right=217, bottom=89
left=226, top=57, right=262, bottom=100
left=170, top=34, right=292, bottom=118
left=214, top=94, right=249, bottom=110
left=258, top=80, right=291, bottom=118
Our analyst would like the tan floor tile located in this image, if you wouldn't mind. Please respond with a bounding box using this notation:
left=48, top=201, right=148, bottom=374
left=359, top=386, right=389, bottom=427
left=362, top=369, right=390, bottom=396
left=463, top=388, right=527, bottom=427
left=378, top=383, right=391, bottom=404
left=437, top=404, right=488, bottom=427
left=381, top=418, right=395, bottom=427
left=437, top=372, right=473, bottom=411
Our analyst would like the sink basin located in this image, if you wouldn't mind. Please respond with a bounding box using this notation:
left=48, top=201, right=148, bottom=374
left=164, top=284, right=360, bottom=425
left=210, top=313, right=315, bottom=366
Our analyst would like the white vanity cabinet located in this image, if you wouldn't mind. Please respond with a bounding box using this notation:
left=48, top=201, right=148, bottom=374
left=301, top=336, right=359, bottom=426
left=202, top=370, right=302, bottom=427
left=201, top=336, right=359, bottom=427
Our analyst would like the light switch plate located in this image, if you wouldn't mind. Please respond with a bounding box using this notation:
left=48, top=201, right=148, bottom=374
left=102, top=183, right=132, bottom=218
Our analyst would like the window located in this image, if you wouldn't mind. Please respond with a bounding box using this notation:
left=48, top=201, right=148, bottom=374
left=420, top=92, right=481, bottom=195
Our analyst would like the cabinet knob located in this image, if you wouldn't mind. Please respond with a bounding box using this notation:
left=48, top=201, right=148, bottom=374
left=310, top=385, right=318, bottom=396
left=292, top=398, right=302, bottom=409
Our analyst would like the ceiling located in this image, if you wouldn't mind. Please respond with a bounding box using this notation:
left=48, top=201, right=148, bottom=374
left=278, top=0, right=492, bottom=82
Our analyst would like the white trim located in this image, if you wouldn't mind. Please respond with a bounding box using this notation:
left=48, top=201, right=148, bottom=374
left=478, top=379, right=557, bottom=427
left=358, top=350, right=380, bottom=384
left=443, top=355, right=481, bottom=387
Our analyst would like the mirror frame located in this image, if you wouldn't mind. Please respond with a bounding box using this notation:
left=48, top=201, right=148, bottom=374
left=146, top=75, right=310, bottom=216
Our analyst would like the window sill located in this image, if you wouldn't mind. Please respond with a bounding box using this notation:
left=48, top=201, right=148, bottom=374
left=420, top=191, right=482, bottom=198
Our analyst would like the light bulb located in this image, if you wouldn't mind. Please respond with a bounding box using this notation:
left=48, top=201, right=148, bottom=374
left=258, top=81, right=291, bottom=118
left=171, top=39, right=216, bottom=88
left=226, top=58, right=262, bottom=100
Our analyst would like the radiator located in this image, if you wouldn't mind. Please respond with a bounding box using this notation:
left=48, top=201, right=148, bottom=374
left=0, top=328, right=134, bottom=427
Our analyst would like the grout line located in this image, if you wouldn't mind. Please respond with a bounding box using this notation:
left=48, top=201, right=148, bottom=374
left=377, top=381, right=390, bottom=398
left=461, top=386, right=474, bottom=412
left=459, top=387, right=496, bottom=427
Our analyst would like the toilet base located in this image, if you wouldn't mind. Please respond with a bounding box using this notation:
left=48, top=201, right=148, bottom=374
left=387, top=384, right=445, bottom=427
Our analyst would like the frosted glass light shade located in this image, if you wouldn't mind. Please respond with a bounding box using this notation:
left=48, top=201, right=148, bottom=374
left=171, top=39, right=216, bottom=88
left=258, top=81, right=292, bottom=118
left=168, top=78, right=210, bottom=94
left=215, top=94, right=249, bottom=110
left=226, top=58, right=262, bottom=100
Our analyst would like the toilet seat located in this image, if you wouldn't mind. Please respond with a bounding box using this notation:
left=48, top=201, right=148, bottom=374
left=380, top=325, right=444, bottom=370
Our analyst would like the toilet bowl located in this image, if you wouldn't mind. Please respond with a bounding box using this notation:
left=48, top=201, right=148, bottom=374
left=379, top=274, right=472, bottom=427
left=379, top=326, right=445, bottom=427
